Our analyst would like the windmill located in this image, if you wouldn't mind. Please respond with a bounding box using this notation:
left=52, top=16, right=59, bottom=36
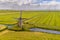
left=16, top=0, right=32, bottom=30
left=18, top=10, right=23, bottom=30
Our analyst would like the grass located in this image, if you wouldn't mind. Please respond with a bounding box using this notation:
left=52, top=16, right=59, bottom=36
left=0, top=31, right=60, bottom=40
left=0, top=10, right=20, bottom=24
left=0, top=10, right=60, bottom=40
left=22, top=11, right=60, bottom=31
left=0, top=11, right=60, bottom=31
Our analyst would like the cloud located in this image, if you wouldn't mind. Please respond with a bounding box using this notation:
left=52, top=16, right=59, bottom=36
left=0, top=0, right=32, bottom=5
left=48, top=1, right=60, bottom=5
left=0, top=0, right=60, bottom=5
left=0, top=0, right=60, bottom=10
left=40, top=0, right=60, bottom=5
left=0, top=0, right=17, bottom=2
left=17, top=0, right=32, bottom=5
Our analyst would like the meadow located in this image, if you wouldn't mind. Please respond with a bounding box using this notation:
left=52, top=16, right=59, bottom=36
left=22, top=11, right=60, bottom=31
left=0, top=31, right=60, bottom=40
left=0, top=10, right=60, bottom=40
left=0, top=11, right=60, bottom=30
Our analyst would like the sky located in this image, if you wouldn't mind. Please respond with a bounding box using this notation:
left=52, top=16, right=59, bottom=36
left=0, top=0, right=60, bottom=10
left=0, top=0, right=60, bottom=5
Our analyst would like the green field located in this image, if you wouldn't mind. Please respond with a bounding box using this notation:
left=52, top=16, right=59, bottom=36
left=0, top=11, right=60, bottom=30
left=0, top=10, right=60, bottom=40
left=0, top=31, right=60, bottom=40
left=22, top=11, right=60, bottom=31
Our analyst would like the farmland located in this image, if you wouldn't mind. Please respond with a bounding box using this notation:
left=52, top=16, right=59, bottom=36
left=0, top=11, right=60, bottom=30
left=0, top=31, right=60, bottom=40
left=22, top=11, right=60, bottom=31
left=0, top=10, right=60, bottom=40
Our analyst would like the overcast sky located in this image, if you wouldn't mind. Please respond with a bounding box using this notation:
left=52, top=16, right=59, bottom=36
left=0, top=0, right=60, bottom=10
left=0, top=0, right=60, bottom=5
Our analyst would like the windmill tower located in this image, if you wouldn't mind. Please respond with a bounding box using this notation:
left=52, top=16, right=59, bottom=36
left=18, top=10, right=23, bottom=30
left=12, top=1, right=24, bottom=30
left=17, top=0, right=32, bottom=30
